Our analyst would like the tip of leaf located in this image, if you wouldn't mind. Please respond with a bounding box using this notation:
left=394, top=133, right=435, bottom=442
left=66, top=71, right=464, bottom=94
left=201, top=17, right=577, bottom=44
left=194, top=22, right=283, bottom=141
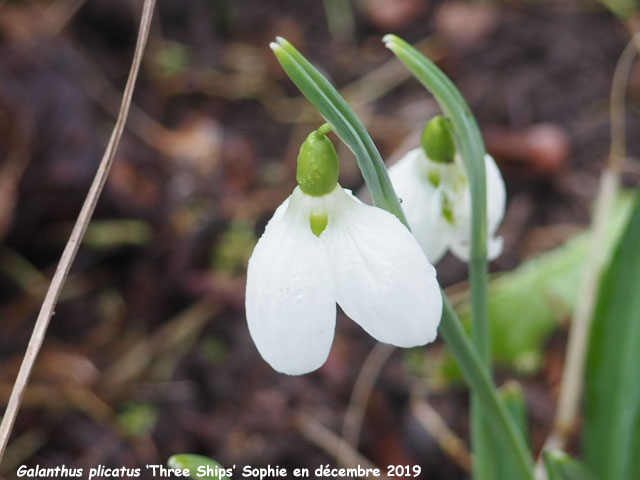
left=382, top=34, right=399, bottom=48
left=269, top=42, right=280, bottom=52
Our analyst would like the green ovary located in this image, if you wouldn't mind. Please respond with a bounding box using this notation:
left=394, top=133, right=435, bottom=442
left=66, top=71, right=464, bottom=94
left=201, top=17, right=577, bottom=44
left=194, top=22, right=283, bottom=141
left=421, top=116, right=456, bottom=164
left=296, top=125, right=339, bottom=196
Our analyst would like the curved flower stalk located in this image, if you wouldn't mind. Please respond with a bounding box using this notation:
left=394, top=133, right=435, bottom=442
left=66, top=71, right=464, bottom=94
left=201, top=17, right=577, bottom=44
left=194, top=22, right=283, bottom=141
left=246, top=126, right=442, bottom=375
left=388, top=117, right=506, bottom=263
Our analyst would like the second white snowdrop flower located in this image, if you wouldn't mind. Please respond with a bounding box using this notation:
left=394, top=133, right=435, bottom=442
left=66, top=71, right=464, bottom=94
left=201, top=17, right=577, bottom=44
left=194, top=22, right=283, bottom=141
left=388, top=116, right=506, bottom=264
left=246, top=125, right=442, bottom=375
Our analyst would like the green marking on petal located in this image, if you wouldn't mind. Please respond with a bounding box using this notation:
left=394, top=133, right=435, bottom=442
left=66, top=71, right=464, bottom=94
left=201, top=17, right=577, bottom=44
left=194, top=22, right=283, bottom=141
left=427, top=167, right=440, bottom=187
left=309, top=209, right=328, bottom=236
left=442, top=195, right=455, bottom=224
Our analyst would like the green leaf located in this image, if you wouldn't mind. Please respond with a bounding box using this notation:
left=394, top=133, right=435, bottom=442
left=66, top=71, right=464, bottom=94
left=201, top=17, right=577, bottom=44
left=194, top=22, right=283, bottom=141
left=584, top=186, right=640, bottom=480
left=167, top=454, right=230, bottom=480
left=439, top=301, right=534, bottom=480
left=382, top=33, right=494, bottom=480
left=500, top=381, right=528, bottom=440
left=270, top=37, right=407, bottom=226
left=543, top=450, right=596, bottom=480
left=597, top=0, right=637, bottom=18
left=492, top=381, right=529, bottom=479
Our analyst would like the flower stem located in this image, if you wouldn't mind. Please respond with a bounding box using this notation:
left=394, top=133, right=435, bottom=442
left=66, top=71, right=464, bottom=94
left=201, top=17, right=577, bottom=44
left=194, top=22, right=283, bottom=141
left=439, top=296, right=535, bottom=480
left=316, top=123, right=333, bottom=137
left=382, top=34, right=494, bottom=479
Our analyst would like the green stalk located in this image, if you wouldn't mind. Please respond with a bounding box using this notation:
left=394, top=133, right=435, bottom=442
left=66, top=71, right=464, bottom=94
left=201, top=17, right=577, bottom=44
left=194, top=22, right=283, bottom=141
left=382, top=34, right=493, bottom=478
left=440, top=297, right=534, bottom=479
left=270, top=36, right=533, bottom=479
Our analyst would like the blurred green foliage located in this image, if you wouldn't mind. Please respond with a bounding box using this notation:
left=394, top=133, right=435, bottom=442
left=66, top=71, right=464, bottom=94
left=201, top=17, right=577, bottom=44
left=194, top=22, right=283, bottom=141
left=199, top=336, right=228, bottom=365
left=493, top=381, right=529, bottom=479
left=211, top=222, right=256, bottom=275
left=599, top=0, right=638, bottom=17
left=83, top=220, right=152, bottom=249
left=117, top=401, right=158, bottom=437
left=168, top=454, right=230, bottom=480
left=153, top=41, right=192, bottom=77
left=543, top=450, right=596, bottom=480
left=584, top=186, right=640, bottom=480
left=432, top=192, right=633, bottom=381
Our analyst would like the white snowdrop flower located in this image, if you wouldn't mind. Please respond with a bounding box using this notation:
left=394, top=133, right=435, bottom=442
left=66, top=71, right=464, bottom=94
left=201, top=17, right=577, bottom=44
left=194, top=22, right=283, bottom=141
left=246, top=125, right=442, bottom=375
left=388, top=116, right=506, bottom=264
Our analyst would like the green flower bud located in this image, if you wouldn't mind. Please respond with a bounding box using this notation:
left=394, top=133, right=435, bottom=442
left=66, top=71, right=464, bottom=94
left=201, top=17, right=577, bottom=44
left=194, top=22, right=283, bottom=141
left=421, top=116, right=456, bottom=164
left=296, top=124, right=339, bottom=196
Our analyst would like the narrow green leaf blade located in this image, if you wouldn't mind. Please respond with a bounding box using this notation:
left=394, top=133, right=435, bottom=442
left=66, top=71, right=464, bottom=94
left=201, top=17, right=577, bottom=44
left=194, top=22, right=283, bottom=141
left=542, top=450, right=596, bottom=480
left=168, top=454, right=230, bottom=480
left=270, top=37, right=407, bottom=226
left=439, top=299, right=535, bottom=480
left=543, top=450, right=597, bottom=480
left=584, top=186, right=640, bottom=480
left=490, top=381, right=529, bottom=479
left=383, top=33, right=497, bottom=480
left=500, top=381, right=528, bottom=440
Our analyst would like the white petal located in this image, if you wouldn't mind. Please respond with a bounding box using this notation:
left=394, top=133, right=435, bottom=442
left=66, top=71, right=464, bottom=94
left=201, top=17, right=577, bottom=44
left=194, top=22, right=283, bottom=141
left=488, top=235, right=504, bottom=259
left=269, top=197, right=290, bottom=223
left=388, top=149, right=449, bottom=263
left=245, top=195, right=336, bottom=375
left=485, top=154, right=506, bottom=236
left=320, top=187, right=442, bottom=347
left=448, top=154, right=506, bottom=262
left=449, top=234, right=503, bottom=261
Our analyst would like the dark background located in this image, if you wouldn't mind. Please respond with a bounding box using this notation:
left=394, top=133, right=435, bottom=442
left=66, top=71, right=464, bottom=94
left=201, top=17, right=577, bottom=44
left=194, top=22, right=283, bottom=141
left=0, top=0, right=637, bottom=478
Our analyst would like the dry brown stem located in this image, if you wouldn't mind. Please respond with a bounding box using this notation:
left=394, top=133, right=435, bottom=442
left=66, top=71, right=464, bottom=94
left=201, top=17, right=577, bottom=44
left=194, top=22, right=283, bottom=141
left=0, top=0, right=157, bottom=462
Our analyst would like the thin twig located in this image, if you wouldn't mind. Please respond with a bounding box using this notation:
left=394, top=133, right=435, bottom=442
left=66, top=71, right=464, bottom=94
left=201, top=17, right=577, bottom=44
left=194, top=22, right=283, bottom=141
left=537, top=31, right=640, bottom=468
left=101, top=296, right=219, bottom=391
left=295, top=412, right=390, bottom=480
left=410, top=398, right=471, bottom=471
left=337, top=342, right=395, bottom=468
left=0, top=0, right=156, bottom=462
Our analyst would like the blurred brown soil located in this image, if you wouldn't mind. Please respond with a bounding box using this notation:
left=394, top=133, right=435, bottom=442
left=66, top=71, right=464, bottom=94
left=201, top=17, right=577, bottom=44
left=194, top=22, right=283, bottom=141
left=0, top=0, right=637, bottom=479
